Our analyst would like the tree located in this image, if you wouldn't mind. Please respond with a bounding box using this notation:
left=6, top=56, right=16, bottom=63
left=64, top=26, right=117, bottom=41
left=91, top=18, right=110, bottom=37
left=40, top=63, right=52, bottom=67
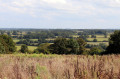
left=77, top=38, right=86, bottom=54
left=0, top=35, right=16, bottom=53
left=90, top=47, right=102, bottom=55
left=38, top=39, right=47, bottom=45
left=104, top=33, right=107, bottom=38
left=0, top=43, right=6, bottom=54
left=93, top=39, right=97, bottom=42
left=50, top=37, right=68, bottom=54
left=50, top=37, right=87, bottom=55
left=12, top=31, right=18, bottom=35
left=106, top=31, right=120, bottom=54
left=99, top=43, right=107, bottom=50
left=0, top=37, right=9, bottom=54
left=79, top=35, right=88, bottom=42
left=34, top=43, right=51, bottom=54
left=67, top=39, right=79, bottom=54
left=20, top=44, right=28, bottom=53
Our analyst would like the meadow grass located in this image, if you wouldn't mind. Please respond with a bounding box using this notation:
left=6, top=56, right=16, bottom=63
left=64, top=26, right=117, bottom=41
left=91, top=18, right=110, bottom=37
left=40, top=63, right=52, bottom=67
left=0, top=54, right=119, bottom=79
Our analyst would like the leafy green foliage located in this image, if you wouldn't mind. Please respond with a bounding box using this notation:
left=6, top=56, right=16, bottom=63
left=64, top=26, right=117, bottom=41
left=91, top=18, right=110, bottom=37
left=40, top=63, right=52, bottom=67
left=0, top=35, right=16, bottom=52
left=50, top=37, right=68, bottom=54
left=20, top=44, right=28, bottom=53
left=0, top=35, right=16, bottom=53
left=34, top=43, right=51, bottom=54
left=93, top=39, right=97, bottom=42
left=50, top=37, right=86, bottom=54
left=0, top=43, right=6, bottom=54
left=77, top=38, right=87, bottom=54
left=90, top=47, right=102, bottom=55
left=106, top=31, right=120, bottom=54
left=67, top=39, right=79, bottom=54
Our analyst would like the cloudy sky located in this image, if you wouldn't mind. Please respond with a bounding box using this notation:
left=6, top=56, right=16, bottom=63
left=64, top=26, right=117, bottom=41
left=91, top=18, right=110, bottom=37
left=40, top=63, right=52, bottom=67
left=0, top=0, right=120, bottom=29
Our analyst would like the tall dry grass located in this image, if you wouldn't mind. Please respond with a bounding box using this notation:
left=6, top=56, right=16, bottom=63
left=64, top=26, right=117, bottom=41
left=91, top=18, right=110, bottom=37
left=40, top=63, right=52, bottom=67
left=0, top=54, right=120, bottom=79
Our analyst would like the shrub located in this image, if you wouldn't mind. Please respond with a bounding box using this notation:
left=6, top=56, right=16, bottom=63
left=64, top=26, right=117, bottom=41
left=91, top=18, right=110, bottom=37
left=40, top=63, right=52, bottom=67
left=20, top=44, right=28, bottom=53
left=89, top=47, right=102, bottom=55
left=93, top=39, right=97, bottom=42
left=34, top=43, right=51, bottom=54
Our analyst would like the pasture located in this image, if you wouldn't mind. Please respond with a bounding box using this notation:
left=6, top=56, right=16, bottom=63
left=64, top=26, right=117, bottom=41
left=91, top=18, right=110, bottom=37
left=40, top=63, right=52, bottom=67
left=87, top=42, right=109, bottom=45
left=13, top=39, right=20, bottom=43
left=87, top=38, right=108, bottom=41
left=87, top=35, right=109, bottom=42
left=16, top=46, right=37, bottom=51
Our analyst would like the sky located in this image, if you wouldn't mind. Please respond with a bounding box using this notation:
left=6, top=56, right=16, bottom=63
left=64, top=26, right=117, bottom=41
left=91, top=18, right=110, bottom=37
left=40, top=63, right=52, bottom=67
left=0, top=0, right=120, bottom=29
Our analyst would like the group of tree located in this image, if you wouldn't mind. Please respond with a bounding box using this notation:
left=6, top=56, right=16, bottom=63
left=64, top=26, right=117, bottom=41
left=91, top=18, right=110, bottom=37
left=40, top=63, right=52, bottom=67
left=34, top=37, right=87, bottom=54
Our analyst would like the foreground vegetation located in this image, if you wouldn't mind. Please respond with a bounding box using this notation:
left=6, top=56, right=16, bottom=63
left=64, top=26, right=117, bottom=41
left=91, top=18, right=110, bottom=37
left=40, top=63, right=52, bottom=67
left=0, top=54, right=120, bottom=79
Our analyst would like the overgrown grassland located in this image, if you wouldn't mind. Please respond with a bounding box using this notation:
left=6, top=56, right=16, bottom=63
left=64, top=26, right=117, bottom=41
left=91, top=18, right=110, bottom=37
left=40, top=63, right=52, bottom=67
left=0, top=54, right=120, bottom=79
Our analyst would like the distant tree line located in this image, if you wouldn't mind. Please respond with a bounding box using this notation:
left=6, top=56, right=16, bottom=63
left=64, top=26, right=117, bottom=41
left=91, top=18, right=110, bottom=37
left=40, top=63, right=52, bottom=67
left=78, top=30, right=107, bottom=35
left=1, top=29, right=120, bottom=55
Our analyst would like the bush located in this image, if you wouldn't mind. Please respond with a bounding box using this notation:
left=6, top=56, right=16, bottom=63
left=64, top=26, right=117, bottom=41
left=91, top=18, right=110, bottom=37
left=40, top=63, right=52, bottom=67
left=93, top=39, right=97, bottom=42
left=20, top=44, right=28, bottom=53
left=34, top=43, right=51, bottom=54
left=89, top=47, right=102, bottom=55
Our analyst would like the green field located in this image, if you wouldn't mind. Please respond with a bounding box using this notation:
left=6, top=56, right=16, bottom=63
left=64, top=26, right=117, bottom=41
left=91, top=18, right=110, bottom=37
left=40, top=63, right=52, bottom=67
left=87, top=35, right=109, bottom=42
left=46, top=38, right=55, bottom=41
left=87, top=38, right=108, bottom=41
left=30, top=39, right=38, bottom=41
left=87, top=42, right=108, bottom=45
left=16, top=45, right=37, bottom=51
left=13, top=39, right=20, bottom=43
left=13, top=39, right=38, bottom=43
left=72, top=35, right=79, bottom=38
